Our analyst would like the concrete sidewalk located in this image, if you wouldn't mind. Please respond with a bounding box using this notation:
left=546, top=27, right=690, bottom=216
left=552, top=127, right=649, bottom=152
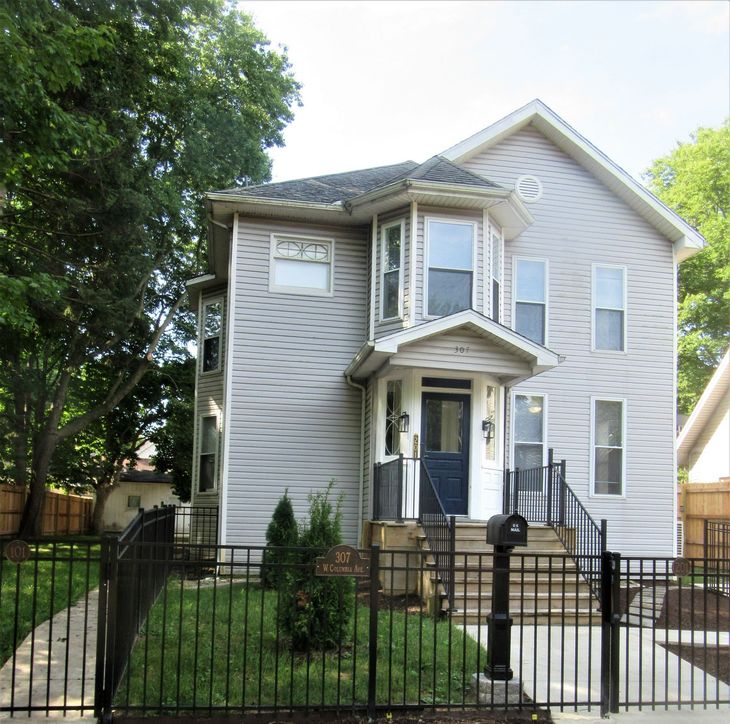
left=554, top=709, right=730, bottom=723
left=0, top=590, right=98, bottom=719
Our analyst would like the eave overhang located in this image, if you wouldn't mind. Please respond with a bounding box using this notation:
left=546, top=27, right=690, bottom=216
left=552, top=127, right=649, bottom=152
left=345, top=309, right=561, bottom=383
left=442, top=100, right=705, bottom=261
left=677, top=349, right=730, bottom=466
left=186, top=273, right=222, bottom=310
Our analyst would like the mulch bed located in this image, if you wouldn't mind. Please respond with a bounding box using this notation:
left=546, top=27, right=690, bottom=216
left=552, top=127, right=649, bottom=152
left=656, top=588, right=730, bottom=630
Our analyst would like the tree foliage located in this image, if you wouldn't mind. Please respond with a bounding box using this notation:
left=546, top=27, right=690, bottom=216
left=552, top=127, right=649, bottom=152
left=644, top=121, right=730, bottom=413
left=0, top=0, right=300, bottom=536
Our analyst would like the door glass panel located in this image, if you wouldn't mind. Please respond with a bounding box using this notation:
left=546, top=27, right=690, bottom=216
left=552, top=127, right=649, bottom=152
left=425, top=399, right=463, bottom=453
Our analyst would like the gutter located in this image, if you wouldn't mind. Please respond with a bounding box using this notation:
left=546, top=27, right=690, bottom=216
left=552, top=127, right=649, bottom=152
left=345, top=374, right=367, bottom=547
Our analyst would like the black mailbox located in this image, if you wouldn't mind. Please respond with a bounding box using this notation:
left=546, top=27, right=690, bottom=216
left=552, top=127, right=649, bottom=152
left=486, top=513, right=528, bottom=548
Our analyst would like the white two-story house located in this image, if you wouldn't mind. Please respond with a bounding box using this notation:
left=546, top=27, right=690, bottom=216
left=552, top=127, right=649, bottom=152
left=187, top=100, right=703, bottom=558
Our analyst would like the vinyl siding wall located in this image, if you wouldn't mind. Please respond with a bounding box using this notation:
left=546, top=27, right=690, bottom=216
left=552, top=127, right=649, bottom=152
left=462, top=124, right=677, bottom=556
left=225, top=218, right=368, bottom=546
left=191, top=287, right=227, bottom=512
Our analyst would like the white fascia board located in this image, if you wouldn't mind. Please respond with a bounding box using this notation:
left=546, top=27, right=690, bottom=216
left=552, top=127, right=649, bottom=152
left=185, top=273, right=219, bottom=309
left=441, top=99, right=705, bottom=256
left=677, top=349, right=730, bottom=463
left=206, top=192, right=346, bottom=214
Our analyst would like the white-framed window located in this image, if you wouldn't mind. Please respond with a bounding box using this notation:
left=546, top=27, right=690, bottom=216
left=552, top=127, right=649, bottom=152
left=381, top=220, right=404, bottom=320
left=514, top=257, right=548, bottom=345
left=485, top=385, right=497, bottom=462
left=384, top=379, right=403, bottom=456
left=512, top=393, right=546, bottom=474
left=201, top=299, right=222, bottom=373
left=593, top=264, right=626, bottom=352
left=490, top=223, right=502, bottom=323
left=198, top=415, right=219, bottom=493
left=269, top=234, right=334, bottom=296
left=425, top=218, right=475, bottom=317
left=591, top=398, right=625, bottom=496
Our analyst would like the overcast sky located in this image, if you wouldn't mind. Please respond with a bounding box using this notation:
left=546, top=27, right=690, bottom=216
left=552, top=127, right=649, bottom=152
left=241, top=0, right=730, bottom=184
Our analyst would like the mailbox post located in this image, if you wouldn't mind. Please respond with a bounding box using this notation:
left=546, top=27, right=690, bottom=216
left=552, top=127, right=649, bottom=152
left=485, top=513, right=528, bottom=681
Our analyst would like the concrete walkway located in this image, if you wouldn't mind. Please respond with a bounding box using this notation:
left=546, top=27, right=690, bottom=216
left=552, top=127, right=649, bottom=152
left=463, top=623, right=730, bottom=714
left=0, top=590, right=98, bottom=719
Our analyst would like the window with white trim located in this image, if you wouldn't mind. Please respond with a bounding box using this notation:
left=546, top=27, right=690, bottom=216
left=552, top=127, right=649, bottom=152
left=513, top=393, right=545, bottom=476
left=202, top=300, right=222, bottom=373
left=127, top=495, right=141, bottom=509
left=490, top=224, right=502, bottom=323
left=592, top=399, right=624, bottom=496
left=485, top=385, right=497, bottom=461
left=384, top=380, right=402, bottom=456
left=270, top=235, right=333, bottom=295
left=198, top=415, right=219, bottom=492
left=514, top=258, right=547, bottom=344
left=426, top=219, right=474, bottom=317
left=381, top=221, right=403, bottom=319
left=593, top=265, right=626, bottom=351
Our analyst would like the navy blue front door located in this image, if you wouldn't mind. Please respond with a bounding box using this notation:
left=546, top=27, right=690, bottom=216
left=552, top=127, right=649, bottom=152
left=421, top=392, right=470, bottom=515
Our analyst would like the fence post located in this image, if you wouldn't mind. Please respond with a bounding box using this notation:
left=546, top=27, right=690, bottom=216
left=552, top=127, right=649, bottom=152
left=396, top=453, right=404, bottom=523
left=513, top=468, right=520, bottom=514
left=546, top=448, right=554, bottom=526
left=449, top=515, right=456, bottom=609
left=601, top=519, right=607, bottom=553
left=367, top=543, right=380, bottom=721
left=373, top=464, right=381, bottom=521
left=502, top=468, right=510, bottom=514
left=95, top=534, right=119, bottom=722
left=610, top=552, right=621, bottom=713
left=559, top=460, right=567, bottom=525
left=599, top=550, right=613, bottom=718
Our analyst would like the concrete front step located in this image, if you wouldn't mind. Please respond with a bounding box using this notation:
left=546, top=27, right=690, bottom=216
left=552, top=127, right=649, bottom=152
left=451, top=579, right=587, bottom=596
left=451, top=608, right=601, bottom=626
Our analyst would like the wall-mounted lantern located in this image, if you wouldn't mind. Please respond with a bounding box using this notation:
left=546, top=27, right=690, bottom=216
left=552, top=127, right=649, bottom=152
left=482, top=417, right=495, bottom=441
left=398, top=412, right=410, bottom=434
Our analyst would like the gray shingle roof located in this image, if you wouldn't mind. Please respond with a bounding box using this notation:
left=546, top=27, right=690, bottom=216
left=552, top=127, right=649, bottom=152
left=212, top=156, right=502, bottom=205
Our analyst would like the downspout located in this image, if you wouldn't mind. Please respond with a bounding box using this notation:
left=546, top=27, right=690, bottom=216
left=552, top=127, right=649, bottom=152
left=345, top=374, right=367, bottom=546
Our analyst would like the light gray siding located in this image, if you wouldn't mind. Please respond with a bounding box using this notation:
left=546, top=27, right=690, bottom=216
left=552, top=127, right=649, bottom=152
left=394, top=330, right=532, bottom=378
left=191, top=287, right=227, bottom=512
left=225, top=219, right=368, bottom=546
left=463, top=125, right=677, bottom=556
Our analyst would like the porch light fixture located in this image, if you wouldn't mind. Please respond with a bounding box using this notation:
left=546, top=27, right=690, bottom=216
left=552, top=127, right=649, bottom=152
left=398, top=412, right=410, bottom=434
left=482, top=417, right=495, bottom=441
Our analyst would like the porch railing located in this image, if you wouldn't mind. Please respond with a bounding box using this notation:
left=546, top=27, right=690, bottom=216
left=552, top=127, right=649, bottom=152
left=504, top=450, right=606, bottom=598
left=372, top=454, right=419, bottom=521
left=418, top=460, right=456, bottom=610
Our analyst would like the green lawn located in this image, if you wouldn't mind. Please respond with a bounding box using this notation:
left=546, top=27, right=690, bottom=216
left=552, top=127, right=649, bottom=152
left=119, top=580, right=486, bottom=712
left=0, top=539, right=100, bottom=665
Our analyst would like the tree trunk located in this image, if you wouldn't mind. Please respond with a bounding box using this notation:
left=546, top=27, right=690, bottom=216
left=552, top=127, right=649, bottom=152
left=18, top=430, right=59, bottom=539
left=92, top=482, right=116, bottom=535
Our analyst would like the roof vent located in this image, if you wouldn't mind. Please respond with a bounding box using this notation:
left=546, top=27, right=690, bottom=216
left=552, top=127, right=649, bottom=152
left=515, top=175, right=543, bottom=203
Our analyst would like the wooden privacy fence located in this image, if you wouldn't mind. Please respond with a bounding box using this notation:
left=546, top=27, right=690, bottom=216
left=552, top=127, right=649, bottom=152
left=0, top=484, right=93, bottom=535
left=678, top=478, right=730, bottom=559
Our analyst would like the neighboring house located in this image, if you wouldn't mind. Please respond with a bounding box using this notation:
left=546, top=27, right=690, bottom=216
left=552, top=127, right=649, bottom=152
left=677, top=349, right=730, bottom=483
left=100, top=441, right=181, bottom=532
left=187, top=100, right=703, bottom=557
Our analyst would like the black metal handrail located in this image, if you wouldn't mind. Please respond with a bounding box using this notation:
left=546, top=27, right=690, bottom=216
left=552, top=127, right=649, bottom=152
left=418, top=460, right=456, bottom=609
left=504, top=450, right=605, bottom=598
left=372, top=455, right=419, bottom=521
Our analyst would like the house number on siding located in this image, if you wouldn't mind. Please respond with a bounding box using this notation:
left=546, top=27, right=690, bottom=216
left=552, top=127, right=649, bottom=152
left=454, top=346, right=470, bottom=354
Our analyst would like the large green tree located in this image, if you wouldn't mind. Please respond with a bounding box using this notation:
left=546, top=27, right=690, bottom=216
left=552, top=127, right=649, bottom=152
left=0, top=0, right=300, bottom=536
left=644, top=121, right=730, bottom=414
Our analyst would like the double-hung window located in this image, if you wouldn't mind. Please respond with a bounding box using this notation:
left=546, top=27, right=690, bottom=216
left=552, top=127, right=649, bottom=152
left=202, top=300, right=222, bottom=373
left=592, top=399, right=625, bottom=496
left=198, top=415, right=219, bottom=492
left=426, top=219, right=474, bottom=317
left=593, top=265, right=626, bottom=351
left=270, top=235, right=334, bottom=296
left=514, top=258, right=547, bottom=344
left=489, top=222, right=503, bottom=323
left=513, top=393, right=546, bottom=488
left=381, top=221, right=403, bottom=319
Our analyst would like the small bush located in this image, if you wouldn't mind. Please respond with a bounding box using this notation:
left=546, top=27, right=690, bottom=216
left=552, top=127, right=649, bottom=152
left=261, top=490, right=298, bottom=589
left=280, top=481, right=354, bottom=650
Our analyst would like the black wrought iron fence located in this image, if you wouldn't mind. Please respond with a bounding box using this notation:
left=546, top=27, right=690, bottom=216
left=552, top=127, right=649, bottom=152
left=0, top=538, right=100, bottom=717
left=704, top=519, right=730, bottom=596
left=372, top=455, right=419, bottom=521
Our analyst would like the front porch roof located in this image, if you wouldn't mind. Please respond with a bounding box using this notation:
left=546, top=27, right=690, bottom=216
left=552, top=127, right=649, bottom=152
left=345, top=309, right=562, bottom=382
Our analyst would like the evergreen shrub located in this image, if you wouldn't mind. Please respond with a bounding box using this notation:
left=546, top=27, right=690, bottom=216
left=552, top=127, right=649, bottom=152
left=261, top=490, right=298, bottom=589
left=280, top=481, right=354, bottom=650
